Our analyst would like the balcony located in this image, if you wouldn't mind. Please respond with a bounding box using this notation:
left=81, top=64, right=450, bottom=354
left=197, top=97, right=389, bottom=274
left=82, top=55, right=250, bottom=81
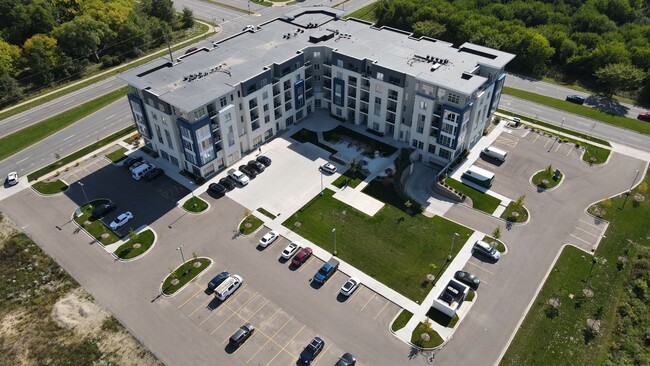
left=360, top=106, right=368, bottom=114
left=273, top=87, right=280, bottom=96
left=388, top=91, right=398, bottom=101
left=324, top=70, right=332, bottom=78
left=347, top=99, right=356, bottom=109
left=387, top=105, right=397, bottom=113
left=274, top=100, right=282, bottom=109
left=360, top=80, right=370, bottom=91
left=284, top=91, right=292, bottom=101
left=275, top=111, right=282, bottom=119
left=324, top=59, right=332, bottom=66
left=250, top=112, right=259, bottom=121
left=347, top=87, right=357, bottom=98
left=305, top=60, right=312, bottom=67
left=249, top=100, right=258, bottom=109
left=251, top=121, right=260, bottom=131
left=386, top=115, right=396, bottom=124
left=306, top=82, right=313, bottom=90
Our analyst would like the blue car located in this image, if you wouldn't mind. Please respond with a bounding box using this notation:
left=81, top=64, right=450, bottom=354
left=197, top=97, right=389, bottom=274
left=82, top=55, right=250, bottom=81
left=300, top=337, right=324, bottom=364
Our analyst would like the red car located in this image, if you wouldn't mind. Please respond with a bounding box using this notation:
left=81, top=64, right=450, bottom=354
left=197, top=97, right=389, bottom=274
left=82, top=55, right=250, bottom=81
left=291, top=247, right=313, bottom=267
left=638, top=112, right=650, bottom=122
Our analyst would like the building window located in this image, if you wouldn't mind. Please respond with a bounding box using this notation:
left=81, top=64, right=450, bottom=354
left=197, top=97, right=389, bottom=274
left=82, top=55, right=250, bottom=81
left=448, top=93, right=460, bottom=104
left=314, top=64, right=320, bottom=70
left=375, top=84, right=382, bottom=93
left=421, top=84, right=434, bottom=96
left=151, top=112, right=158, bottom=120
left=165, top=129, right=174, bottom=150
left=262, top=91, right=268, bottom=100
left=373, top=122, right=380, bottom=131
left=155, top=125, right=163, bottom=143
left=445, top=112, right=458, bottom=123
left=223, top=113, right=232, bottom=123
left=417, top=120, right=424, bottom=134
left=183, top=140, right=193, bottom=152
left=420, top=101, right=427, bottom=109
left=412, top=139, right=419, bottom=148
left=220, top=97, right=227, bottom=107
left=336, top=59, right=343, bottom=67
left=263, top=104, right=269, bottom=112
left=376, top=72, right=384, bottom=81
left=428, top=144, right=436, bottom=153
left=264, top=115, right=270, bottom=123
left=313, top=51, right=320, bottom=58
left=264, top=129, right=273, bottom=139
left=179, top=127, right=190, bottom=138
left=193, top=108, right=206, bottom=120
left=184, top=151, right=196, bottom=164
left=438, top=148, right=451, bottom=160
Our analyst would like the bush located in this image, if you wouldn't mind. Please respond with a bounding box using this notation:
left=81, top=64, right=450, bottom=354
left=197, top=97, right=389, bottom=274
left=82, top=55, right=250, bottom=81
left=100, top=55, right=121, bottom=69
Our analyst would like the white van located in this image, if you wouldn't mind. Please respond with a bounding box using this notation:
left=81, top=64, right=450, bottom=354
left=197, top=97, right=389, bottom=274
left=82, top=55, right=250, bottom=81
left=215, top=274, right=243, bottom=301
left=482, top=146, right=508, bottom=162
left=462, top=165, right=495, bottom=188
left=131, top=163, right=155, bottom=180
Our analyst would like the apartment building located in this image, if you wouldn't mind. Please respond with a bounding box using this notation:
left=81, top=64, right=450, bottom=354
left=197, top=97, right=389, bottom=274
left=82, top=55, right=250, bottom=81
left=118, top=7, right=515, bottom=180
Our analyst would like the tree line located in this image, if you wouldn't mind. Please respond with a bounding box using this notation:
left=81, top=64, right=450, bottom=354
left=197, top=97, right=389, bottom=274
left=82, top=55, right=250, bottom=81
left=372, top=0, right=650, bottom=104
left=0, top=0, right=194, bottom=108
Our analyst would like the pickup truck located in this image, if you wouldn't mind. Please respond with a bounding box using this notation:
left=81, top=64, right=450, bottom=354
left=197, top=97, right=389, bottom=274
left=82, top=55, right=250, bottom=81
left=313, top=257, right=339, bottom=285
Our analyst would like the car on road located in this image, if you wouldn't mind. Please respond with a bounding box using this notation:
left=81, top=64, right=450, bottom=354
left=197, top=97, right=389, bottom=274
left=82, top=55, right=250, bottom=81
left=454, top=271, right=480, bottom=289
left=6, top=172, right=19, bottom=186
left=143, top=167, right=164, bottom=182
left=248, top=160, right=265, bottom=173
left=340, top=277, right=360, bottom=297
left=123, top=156, right=143, bottom=168
left=259, top=230, right=279, bottom=247
left=472, top=240, right=501, bottom=261
left=291, top=247, right=313, bottom=267
left=208, top=183, right=227, bottom=197
left=184, top=47, right=198, bottom=54
left=256, top=155, right=272, bottom=166
left=219, top=177, right=236, bottom=191
left=638, top=112, right=650, bottom=121
left=228, top=170, right=249, bottom=186
left=109, top=212, right=133, bottom=230
left=91, top=202, right=117, bottom=219
left=229, top=323, right=255, bottom=347
left=207, top=271, right=230, bottom=292
left=299, top=337, right=324, bottom=364
left=239, top=164, right=257, bottom=179
left=565, top=94, right=585, bottom=105
left=320, top=162, right=337, bottom=174
left=335, top=353, right=357, bottom=366
left=281, top=242, right=300, bottom=259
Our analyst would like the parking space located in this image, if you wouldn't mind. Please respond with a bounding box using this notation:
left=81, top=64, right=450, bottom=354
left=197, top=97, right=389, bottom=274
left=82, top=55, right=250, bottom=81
left=565, top=211, right=609, bottom=252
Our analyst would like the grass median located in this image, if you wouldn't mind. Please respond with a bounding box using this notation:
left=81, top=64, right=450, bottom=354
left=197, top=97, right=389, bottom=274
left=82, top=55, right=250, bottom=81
left=32, top=179, right=69, bottom=195
left=162, top=258, right=211, bottom=296
left=239, top=214, right=263, bottom=235
left=114, top=230, right=155, bottom=260
left=444, top=178, right=501, bottom=214
left=73, top=200, right=120, bottom=246
left=182, top=197, right=208, bottom=213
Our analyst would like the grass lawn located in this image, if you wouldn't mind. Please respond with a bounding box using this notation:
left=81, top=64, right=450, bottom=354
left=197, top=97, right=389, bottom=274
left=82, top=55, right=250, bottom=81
left=182, top=197, right=208, bottom=213
left=483, top=235, right=506, bottom=253
left=532, top=169, right=563, bottom=189
left=346, top=3, right=376, bottom=21
left=322, top=125, right=397, bottom=156
left=283, top=189, right=472, bottom=302
left=161, top=258, right=212, bottom=296
left=444, top=178, right=501, bottom=214
left=290, top=128, right=337, bottom=154
left=332, top=169, right=367, bottom=189
left=114, top=230, right=155, bottom=260
left=582, top=145, right=611, bottom=165
left=503, top=87, right=650, bottom=135
left=391, top=310, right=413, bottom=332
left=500, top=202, right=529, bottom=223
left=502, top=172, right=650, bottom=365
left=105, top=147, right=128, bottom=163
left=73, top=200, right=120, bottom=246
left=240, top=215, right=263, bottom=235
left=32, top=179, right=68, bottom=195
left=466, top=290, right=476, bottom=302
left=411, top=322, right=444, bottom=348
left=427, top=308, right=459, bottom=328
left=257, top=208, right=277, bottom=220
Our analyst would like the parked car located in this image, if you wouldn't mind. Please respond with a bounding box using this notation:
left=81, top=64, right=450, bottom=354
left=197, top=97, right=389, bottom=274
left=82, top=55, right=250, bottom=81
left=259, top=230, right=279, bottom=247
left=219, top=177, right=236, bottom=191
left=214, top=274, right=243, bottom=301
left=291, top=247, right=313, bottom=267
left=229, top=323, right=255, bottom=347
left=109, top=212, right=133, bottom=230
left=565, top=94, right=585, bottom=105
left=340, top=277, right=360, bottom=297
left=207, top=271, right=230, bottom=292
left=299, top=337, right=324, bottom=364
left=313, top=257, right=339, bottom=284
left=638, top=112, right=650, bottom=121
left=123, top=156, right=143, bottom=168
left=91, top=202, right=117, bottom=219
left=6, top=172, right=19, bottom=186
left=335, top=353, right=357, bottom=366
left=143, top=167, right=164, bottom=182
left=208, top=183, right=227, bottom=197
left=281, top=242, right=300, bottom=259
left=472, top=240, right=501, bottom=261
left=320, top=162, right=337, bottom=174
left=454, top=271, right=480, bottom=289
left=256, top=155, right=272, bottom=166
left=239, top=165, right=257, bottom=179
left=248, top=160, right=265, bottom=173
left=228, top=169, right=249, bottom=186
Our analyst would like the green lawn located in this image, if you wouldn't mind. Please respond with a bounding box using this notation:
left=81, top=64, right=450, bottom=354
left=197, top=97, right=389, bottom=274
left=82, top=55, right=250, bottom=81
left=105, top=147, right=128, bottom=163
left=257, top=208, right=277, bottom=220
left=582, top=144, right=611, bottom=165
left=483, top=235, right=506, bottom=253
left=466, top=290, right=476, bottom=302
left=346, top=3, right=376, bottom=21
left=73, top=200, right=120, bottom=246
left=502, top=172, right=650, bottom=365
left=290, top=128, right=338, bottom=154
left=332, top=169, right=367, bottom=189
left=500, top=202, right=529, bottom=223
left=391, top=310, right=413, bottom=332
left=282, top=189, right=472, bottom=302
left=532, top=169, right=563, bottom=189
left=240, top=214, right=263, bottom=235
left=182, top=197, right=208, bottom=213
left=444, top=178, right=501, bottom=214
left=161, top=258, right=212, bottom=296
left=411, top=322, right=444, bottom=348
left=32, top=179, right=68, bottom=195
left=114, top=230, right=155, bottom=260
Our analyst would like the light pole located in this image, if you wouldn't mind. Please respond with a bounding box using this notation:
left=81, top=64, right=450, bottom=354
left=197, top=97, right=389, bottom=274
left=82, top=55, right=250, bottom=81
left=332, top=228, right=337, bottom=256
left=447, top=232, right=459, bottom=261
left=78, top=182, right=90, bottom=207
left=189, top=181, right=197, bottom=209
left=629, top=169, right=640, bottom=193
left=320, top=171, right=324, bottom=196
left=176, top=245, right=187, bottom=273
left=586, top=256, right=598, bottom=287
left=560, top=118, right=565, bottom=129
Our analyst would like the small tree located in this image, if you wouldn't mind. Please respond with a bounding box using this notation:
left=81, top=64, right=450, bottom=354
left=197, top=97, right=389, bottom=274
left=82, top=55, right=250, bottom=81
left=192, top=251, right=198, bottom=260
left=404, top=200, right=413, bottom=209
left=492, top=226, right=502, bottom=241
left=637, top=182, right=648, bottom=194
left=244, top=209, right=252, bottom=217
left=422, top=318, right=433, bottom=333
left=546, top=164, right=553, bottom=176
left=515, top=194, right=526, bottom=208
left=349, top=159, right=361, bottom=178
left=128, top=228, right=138, bottom=242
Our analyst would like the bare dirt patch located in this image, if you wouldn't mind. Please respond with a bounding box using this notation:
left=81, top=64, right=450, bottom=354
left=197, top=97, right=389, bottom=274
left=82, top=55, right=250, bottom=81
left=52, top=288, right=109, bottom=335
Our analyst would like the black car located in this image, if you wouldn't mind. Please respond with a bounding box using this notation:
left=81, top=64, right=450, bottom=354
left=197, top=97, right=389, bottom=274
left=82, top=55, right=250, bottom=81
left=300, top=337, right=324, bottom=364
left=256, top=155, right=272, bottom=167
left=454, top=270, right=480, bottom=290
left=208, top=183, right=227, bottom=197
left=207, top=271, right=230, bottom=292
left=335, top=353, right=357, bottom=366
left=247, top=160, right=265, bottom=173
left=91, top=202, right=117, bottom=219
left=239, top=165, right=257, bottom=179
left=143, top=168, right=164, bottom=182
left=123, top=156, right=143, bottom=168
left=219, top=177, right=236, bottom=191
left=565, top=94, right=585, bottom=105
left=229, top=323, right=255, bottom=347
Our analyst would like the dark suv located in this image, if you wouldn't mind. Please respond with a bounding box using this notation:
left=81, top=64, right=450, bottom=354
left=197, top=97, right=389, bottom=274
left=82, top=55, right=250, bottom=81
left=239, top=165, right=257, bottom=179
left=229, top=323, right=255, bottom=347
left=208, top=183, right=227, bottom=197
left=300, top=337, right=324, bottom=364
left=123, top=156, right=143, bottom=168
left=91, top=202, right=117, bottom=219
left=565, top=95, right=585, bottom=105
left=143, top=168, right=164, bottom=182
left=219, top=177, right=236, bottom=191
left=247, top=160, right=265, bottom=173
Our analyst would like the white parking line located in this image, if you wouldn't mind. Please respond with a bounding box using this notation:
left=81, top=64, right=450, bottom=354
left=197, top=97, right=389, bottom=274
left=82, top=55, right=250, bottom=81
left=579, top=219, right=602, bottom=229
left=574, top=226, right=600, bottom=238
left=467, top=261, right=495, bottom=275
left=569, top=233, right=593, bottom=245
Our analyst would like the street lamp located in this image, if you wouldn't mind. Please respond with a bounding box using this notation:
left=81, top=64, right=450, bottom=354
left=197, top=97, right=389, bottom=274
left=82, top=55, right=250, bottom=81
left=320, top=170, right=324, bottom=196
left=78, top=182, right=90, bottom=207
left=560, top=118, right=565, bottom=129
left=176, top=245, right=187, bottom=274
left=586, top=256, right=598, bottom=287
left=332, top=228, right=337, bottom=256
left=629, top=169, right=640, bottom=193
left=447, top=232, right=459, bottom=261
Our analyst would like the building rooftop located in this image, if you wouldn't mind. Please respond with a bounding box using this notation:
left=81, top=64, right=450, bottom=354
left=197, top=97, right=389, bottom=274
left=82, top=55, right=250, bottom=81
left=119, top=7, right=515, bottom=112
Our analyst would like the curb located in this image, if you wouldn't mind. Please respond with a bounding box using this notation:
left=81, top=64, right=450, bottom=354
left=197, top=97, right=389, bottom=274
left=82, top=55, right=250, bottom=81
left=112, top=227, right=158, bottom=263
left=159, top=257, right=214, bottom=298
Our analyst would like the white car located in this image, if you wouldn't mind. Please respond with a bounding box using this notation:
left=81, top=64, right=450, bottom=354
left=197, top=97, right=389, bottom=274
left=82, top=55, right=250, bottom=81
left=109, top=212, right=134, bottom=230
left=229, top=170, right=250, bottom=186
left=281, top=242, right=300, bottom=259
left=259, top=230, right=279, bottom=248
left=6, top=172, right=19, bottom=186
left=340, top=277, right=360, bottom=297
left=320, top=162, right=337, bottom=174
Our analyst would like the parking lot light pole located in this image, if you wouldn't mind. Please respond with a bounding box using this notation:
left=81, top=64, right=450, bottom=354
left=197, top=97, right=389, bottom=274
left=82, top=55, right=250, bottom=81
left=320, top=171, right=324, bottom=196
left=78, top=182, right=90, bottom=207
left=629, top=169, right=640, bottom=193
left=448, top=232, right=459, bottom=262
left=176, top=245, right=187, bottom=274
left=332, top=228, right=337, bottom=256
